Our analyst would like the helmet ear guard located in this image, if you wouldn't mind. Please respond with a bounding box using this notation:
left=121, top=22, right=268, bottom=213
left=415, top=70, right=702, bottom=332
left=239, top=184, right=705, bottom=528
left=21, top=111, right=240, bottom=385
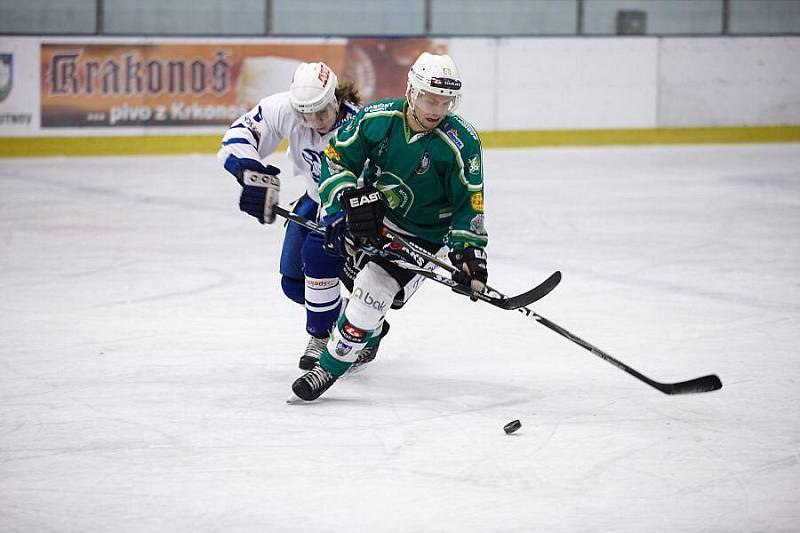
left=290, top=62, right=338, bottom=114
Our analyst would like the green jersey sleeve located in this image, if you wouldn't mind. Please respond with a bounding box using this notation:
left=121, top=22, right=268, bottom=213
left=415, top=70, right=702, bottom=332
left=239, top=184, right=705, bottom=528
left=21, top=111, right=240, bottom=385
left=436, top=116, right=488, bottom=250
left=318, top=125, right=362, bottom=215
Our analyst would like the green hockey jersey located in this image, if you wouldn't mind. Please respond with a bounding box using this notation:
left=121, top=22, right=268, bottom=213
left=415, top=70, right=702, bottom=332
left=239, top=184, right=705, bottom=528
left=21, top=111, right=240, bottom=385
left=318, top=98, right=487, bottom=250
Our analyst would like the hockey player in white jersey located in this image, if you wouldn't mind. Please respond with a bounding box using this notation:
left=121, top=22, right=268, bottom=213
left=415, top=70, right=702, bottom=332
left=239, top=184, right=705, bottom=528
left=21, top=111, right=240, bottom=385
left=218, top=62, right=386, bottom=369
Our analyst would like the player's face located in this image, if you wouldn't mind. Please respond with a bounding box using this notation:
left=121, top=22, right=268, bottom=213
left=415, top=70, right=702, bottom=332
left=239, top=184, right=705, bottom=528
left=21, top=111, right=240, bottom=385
left=413, top=91, right=455, bottom=128
left=301, top=103, right=337, bottom=134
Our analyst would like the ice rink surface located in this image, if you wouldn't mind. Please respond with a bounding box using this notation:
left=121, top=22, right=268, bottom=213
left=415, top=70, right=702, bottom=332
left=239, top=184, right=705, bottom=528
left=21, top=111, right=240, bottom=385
left=1, top=143, right=799, bottom=532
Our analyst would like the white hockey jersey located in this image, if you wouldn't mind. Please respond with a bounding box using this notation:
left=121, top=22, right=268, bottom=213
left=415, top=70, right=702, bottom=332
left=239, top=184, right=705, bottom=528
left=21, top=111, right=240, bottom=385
left=217, top=91, right=358, bottom=203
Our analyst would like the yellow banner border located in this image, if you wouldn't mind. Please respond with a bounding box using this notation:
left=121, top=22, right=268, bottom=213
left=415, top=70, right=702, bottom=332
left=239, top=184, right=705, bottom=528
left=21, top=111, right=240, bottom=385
left=1, top=126, right=799, bottom=157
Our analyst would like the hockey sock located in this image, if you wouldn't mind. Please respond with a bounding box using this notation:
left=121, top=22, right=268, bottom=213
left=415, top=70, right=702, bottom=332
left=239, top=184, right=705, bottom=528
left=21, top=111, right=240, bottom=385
left=303, top=233, right=344, bottom=337
left=363, top=319, right=386, bottom=349
left=320, top=316, right=373, bottom=377
left=280, top=276, right=304, bottom=305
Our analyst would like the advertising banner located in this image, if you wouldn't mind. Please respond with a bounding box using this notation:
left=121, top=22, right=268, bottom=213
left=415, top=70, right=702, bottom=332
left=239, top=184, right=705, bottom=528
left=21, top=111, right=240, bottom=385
left=0, top=37, right=38, bottom=135
left=40, top=38, right=438, bottom=129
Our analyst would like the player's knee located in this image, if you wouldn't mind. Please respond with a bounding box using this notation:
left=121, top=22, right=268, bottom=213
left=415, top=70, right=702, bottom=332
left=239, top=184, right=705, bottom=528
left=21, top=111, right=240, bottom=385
left=346, top=263, right=400, bottom=330
left=302, top=233, right=342, bottom=278
left=281, top=276, right=305, bottom=305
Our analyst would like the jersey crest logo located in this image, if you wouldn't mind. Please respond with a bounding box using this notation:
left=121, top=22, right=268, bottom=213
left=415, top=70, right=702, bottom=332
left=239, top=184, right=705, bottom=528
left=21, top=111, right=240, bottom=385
left=470, top=192, right=484, bottom=213
left=468, top=154, right=480, bottom=175
left=415, top=152, right=430, bottom=174
left=376, top=171, right=415, bottom=216
left=376, top=138, right=389, bottom=157
left=301, top=149, right=323, bottom=183
left=324, top=144, right=341, bottom=162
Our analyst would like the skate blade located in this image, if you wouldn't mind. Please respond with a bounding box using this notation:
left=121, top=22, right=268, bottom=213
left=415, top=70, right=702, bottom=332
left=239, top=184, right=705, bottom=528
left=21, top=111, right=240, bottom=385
left=343, top=362, right=369, bottom=377
left=286, top=393, right=303, bottom=404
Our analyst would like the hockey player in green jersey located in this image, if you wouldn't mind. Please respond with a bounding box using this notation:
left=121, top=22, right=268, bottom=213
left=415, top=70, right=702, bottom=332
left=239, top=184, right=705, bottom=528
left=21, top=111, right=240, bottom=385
left=292, top=52, right=488, bottom=401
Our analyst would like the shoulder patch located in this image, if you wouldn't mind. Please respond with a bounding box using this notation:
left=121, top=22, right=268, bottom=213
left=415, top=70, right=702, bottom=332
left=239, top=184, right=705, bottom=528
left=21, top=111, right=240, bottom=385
left=470, top=192, right=484, bottom=212
left=470, top=214, right=486, bottom=234
left=444, top=127, right=464, bottom=150
left=324, top=144, right=341, bottom=161
left=468, top=154, right=481, bottom=175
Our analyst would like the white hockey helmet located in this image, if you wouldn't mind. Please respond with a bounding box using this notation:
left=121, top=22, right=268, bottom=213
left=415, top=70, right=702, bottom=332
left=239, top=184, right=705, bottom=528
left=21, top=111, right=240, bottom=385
left=290, top=62, right=338, bottom=114
left=407, top=52, right=462, bottom=112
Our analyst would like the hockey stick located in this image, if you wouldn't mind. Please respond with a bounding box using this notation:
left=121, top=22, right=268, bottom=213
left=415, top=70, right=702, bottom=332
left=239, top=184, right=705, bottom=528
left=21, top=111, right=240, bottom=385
left=273, top=205, right=719, bottom=394
left=380, top=230, right=723, bottom=395
left=272, top=205, right=559, bottom=310
left=532, top=309, right=723, bottom=394
left=383, top=229, right=561, bottom=310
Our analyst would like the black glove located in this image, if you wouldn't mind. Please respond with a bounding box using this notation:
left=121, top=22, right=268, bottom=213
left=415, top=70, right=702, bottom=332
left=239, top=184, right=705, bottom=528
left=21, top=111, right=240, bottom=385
left=449, top=246, right=488, bottom=293
left=237, top=164, right=281, bottom=224
left=322, top=211, right=348, bottom=257
left=340, top=186, right=385, bottom=244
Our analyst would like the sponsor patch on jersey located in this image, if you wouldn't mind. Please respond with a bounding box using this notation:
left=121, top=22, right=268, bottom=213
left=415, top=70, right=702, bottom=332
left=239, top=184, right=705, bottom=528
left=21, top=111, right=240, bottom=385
left=415, top=152, right=430, bottom=174
left=470, top=214, right=486, bottom=234
left=468, top=154, right=481, bottom=175
left=445, top=127, right=464, bottom=150
left=365, top=101, right=393, bottom=113
left=324, top=144, right=341, bottom=162
left=470, top=192, right=484, bottom=213
left=453, top=115, right=479, bottom=141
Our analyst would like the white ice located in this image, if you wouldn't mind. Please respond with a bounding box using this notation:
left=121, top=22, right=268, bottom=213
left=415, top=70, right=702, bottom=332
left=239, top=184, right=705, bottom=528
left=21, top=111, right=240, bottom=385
left=1, top=143, right=799, bottom=532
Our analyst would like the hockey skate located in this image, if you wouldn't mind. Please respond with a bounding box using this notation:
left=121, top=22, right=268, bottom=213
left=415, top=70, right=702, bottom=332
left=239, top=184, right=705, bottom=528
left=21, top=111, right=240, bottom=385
left=292, top=365, right=338, bottom=401
left=299, top=335, right=328, bottom=370
left=347, top=321, right=391, bottom=373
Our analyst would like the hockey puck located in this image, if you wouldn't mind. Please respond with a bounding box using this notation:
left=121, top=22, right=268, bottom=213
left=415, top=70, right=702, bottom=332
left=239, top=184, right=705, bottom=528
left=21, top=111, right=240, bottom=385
left=503, top=420, right=521, bottom=434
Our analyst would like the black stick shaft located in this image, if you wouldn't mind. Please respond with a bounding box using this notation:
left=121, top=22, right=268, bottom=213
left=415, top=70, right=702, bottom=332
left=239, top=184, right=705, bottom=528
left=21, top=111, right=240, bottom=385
left=518, top=307, right=721, bottom=394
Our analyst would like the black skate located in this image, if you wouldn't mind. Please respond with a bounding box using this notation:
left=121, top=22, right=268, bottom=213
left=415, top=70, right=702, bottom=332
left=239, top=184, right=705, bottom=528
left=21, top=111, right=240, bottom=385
left=299, top=335, right=328, bottom=370
left=292, top=365, right=338, bottom=401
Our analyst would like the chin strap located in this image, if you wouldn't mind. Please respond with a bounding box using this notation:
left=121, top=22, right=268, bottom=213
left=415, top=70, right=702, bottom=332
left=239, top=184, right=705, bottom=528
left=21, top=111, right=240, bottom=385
left=410, top=108, right=429, bottom=131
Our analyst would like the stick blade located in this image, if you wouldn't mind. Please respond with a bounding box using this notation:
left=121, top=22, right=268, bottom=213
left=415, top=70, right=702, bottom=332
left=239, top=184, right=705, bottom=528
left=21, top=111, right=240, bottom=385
left=659, top=374, right=723, bottom=395
left=501, top=271, right=562, bottom=310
